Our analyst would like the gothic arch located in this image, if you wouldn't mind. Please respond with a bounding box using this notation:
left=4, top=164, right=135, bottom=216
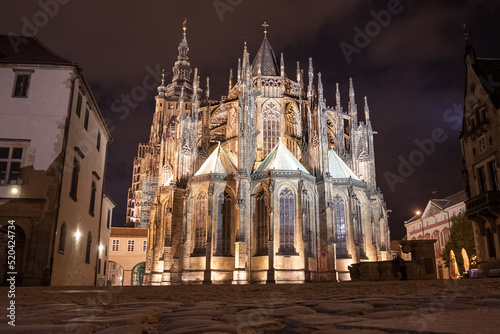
left=253, top=187, right=270, bottom=256
left=278, top=186, right=296, bottom=255
left=332, top=193, right=349, bottom=257
left=214, top=186, right=235, bottom=256
left=192, top=191, right=208, bottom=255
left=262, top=100, right=282, bottom=157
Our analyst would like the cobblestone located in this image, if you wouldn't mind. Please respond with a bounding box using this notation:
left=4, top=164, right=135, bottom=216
left=0, top=279, right=499, bottom=333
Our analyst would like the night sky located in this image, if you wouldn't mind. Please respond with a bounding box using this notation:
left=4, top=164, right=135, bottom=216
left=2, top=0, right=500, bottom=240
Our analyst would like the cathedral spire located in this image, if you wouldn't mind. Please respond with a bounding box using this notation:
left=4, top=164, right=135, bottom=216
left=171, top=20, right=192, bottom=84
left=205, top=77, right=210, bottom=100
left=280, top=53, right=285, bottom=77
left=318, top=72, right=323, bottom=102
left=349, top=77, right=358, bottom=125
left=335, top=83, right=341, bottom=110
left=364, top=96, right=371, bottom=124
left=228, top=68, right=233, bottom=94
left=349, top=77, right=355, bottom=105
left=308, top=57, right=314, bottom=99
left=296, top=61, right=300, bottom=83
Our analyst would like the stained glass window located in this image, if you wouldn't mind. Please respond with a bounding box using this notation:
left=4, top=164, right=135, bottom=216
left=255, top=189, right=269, bottom=255
left=263, top=102, right=280, bottom=157
left=333, top=195, right=347, bottom=257
left=279, top=188, right=294, bottom=254
left=194, top=192, right=207, bottom=254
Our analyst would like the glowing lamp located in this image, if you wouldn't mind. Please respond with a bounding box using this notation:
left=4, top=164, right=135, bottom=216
left=75, top=230, right=81, bottom=240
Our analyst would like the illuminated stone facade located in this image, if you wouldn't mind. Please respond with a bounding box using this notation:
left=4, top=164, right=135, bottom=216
left=127, top=23, right=391, bottom=284
left=461, top=42, right=500, bottom=276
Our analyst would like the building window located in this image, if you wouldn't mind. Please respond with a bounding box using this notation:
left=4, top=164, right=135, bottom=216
left=69, top=158, right=80, bottom=200
left=112, top=239, right=119, bottom=252
left=418, top=224, right=421, bottom=230
left=411, top=227, right=415, bottom=232
left=442, top=215, right=446, bottom=221
left=85, top=232, right=92, bottom=263
left=478, top=167, right=487, bottom=193
left=12, top=70, right=33, bottom=97
left=89, top=180, right=96, bottom=216
left=96, top=131, right=101, bottom=152
left=127, top=240, right=135, bottom=252
left=142, top=240, right=147, bottom=253
left=103, top=260, right=107, bottom=276
left=262, top=102, right=280, bottom=157
left=0, top=147, right=23, bottom=185
left=193, top=192, right=207, bottom=255
left=424, top=221, right=428, bottom=227
left=255, top=189, right=269, bottom=256
left=106, top=209, right=111, bottom=229
left=84, top=108, right=90, bottom=130
left=105, top=245, right=108, bottom=256
left=76, top=93, right=82, bottom=118
left=488, top=161, right=500, bottom=191
left=215, top=191, right=232, bottom=256
left=58, top=222, right=67, bottom=253
left=333, top=195, right=347, bottom=257
left=279, top=187, right=295, bottom=255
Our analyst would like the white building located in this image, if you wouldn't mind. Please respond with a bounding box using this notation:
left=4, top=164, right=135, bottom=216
left=404, top=190, right=466, bottom=279
left=0, top=35, right=113, bottom=286
left=107, top=227, right=148, bottom=286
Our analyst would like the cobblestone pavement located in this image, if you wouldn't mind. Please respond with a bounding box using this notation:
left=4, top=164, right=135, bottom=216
left=1, top=279, right=500, bottom=333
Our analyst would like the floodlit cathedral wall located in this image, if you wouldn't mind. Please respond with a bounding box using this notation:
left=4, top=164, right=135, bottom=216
left=126, top=23, right=391, bottom=284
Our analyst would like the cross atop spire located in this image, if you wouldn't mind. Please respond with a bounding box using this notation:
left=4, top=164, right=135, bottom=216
left=183, top=18, right=187, bottom=31
left=262, top=22, right=269, bottom=37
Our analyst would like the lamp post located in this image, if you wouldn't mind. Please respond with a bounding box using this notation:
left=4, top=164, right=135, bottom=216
left=416, top=210, right=424, bottom=239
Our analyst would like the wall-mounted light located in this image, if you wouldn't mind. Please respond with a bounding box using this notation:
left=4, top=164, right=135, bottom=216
left=11, top=187, right=19, bottom=195
left=99, top=244, right=104, bottom=253
left=75, top=230, right=81, bottom=240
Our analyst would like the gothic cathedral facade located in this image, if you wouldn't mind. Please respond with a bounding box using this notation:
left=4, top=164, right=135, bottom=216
left=126, top=23, right=391, bottom=284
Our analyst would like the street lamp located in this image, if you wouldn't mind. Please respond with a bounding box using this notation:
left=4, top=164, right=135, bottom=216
left=416, top=210, right=424, bottom=239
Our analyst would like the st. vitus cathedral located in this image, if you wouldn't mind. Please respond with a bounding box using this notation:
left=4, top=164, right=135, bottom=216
left=126, top=22, right=391, bottom=284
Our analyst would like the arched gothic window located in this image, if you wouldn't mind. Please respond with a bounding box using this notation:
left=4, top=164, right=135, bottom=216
left=263, top=102, right=280, bottom=157
left=333, top=195, right=348, bottom=257
left=255, top=189, right=269, bottom=255
left=194, top=192, right=207, bottom=254
left=215, top=191, right=232, bottom=256
left=279, top=188, right=295, bottom=255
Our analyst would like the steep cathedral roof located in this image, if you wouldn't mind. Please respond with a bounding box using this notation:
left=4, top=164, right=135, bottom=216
left=194, top=142, right=237, bottom=175
left=254, top=140, right=309, bottom=174
left=328, top=149, right=360, bottom=180
left=251, top=36, right=280, bottom=77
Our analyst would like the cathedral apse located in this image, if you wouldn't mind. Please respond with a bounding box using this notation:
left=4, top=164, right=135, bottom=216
left=126, top=22, right=391, bottom=284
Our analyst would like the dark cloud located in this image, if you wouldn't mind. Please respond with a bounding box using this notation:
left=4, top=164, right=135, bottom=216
left=2, top=0, right=499, bottom=239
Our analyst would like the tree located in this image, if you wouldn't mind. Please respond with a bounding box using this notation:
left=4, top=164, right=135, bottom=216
left=441, top=213, right=476, bottom=273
